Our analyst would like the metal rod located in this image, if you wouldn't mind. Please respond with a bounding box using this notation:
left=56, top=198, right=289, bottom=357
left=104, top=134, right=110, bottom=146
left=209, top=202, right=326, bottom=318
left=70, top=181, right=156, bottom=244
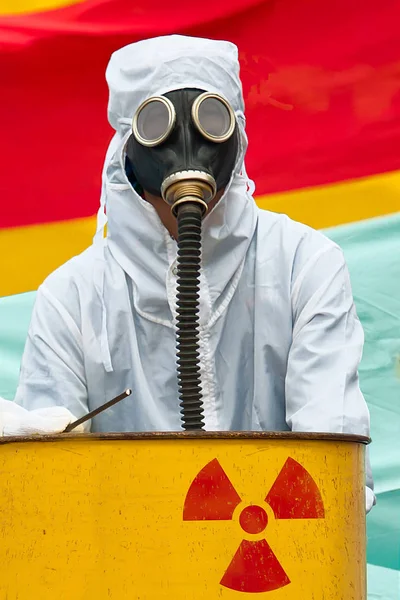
left=64, top=389, right=132, bottom=432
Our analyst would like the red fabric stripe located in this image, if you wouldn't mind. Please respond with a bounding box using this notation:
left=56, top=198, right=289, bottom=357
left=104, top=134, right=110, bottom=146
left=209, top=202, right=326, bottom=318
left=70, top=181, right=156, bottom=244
left=1, top=0, right=400, bottom=228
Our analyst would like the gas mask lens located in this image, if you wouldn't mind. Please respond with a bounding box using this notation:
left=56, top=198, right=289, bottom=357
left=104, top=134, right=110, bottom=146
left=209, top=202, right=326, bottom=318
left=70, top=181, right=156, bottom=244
left=132, top=96, right=176, bottom=147
left=132, top=92, right=236, bottom=148
left=192, top=93, right=236, bottom=143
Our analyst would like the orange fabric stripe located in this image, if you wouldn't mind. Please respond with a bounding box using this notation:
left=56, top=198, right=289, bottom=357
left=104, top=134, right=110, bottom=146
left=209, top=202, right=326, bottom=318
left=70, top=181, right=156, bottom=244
left=0, top=217, right=95, bottom=297
left=256, top=170, right=400, bottom=230
left=0, top=0, right=83, bottom=16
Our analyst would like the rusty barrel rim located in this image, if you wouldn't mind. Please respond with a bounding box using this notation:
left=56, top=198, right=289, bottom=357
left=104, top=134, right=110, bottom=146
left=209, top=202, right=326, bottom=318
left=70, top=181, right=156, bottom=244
left=0, top=430, right=371, bottom=445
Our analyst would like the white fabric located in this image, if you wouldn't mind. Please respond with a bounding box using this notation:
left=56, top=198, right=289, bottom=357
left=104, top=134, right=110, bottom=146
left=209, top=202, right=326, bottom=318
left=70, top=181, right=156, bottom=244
left=365, top=486, right=375, bottom=513
left=0, top=397, right=83, bottom=436
left=14, top=35, right=375, bottom=511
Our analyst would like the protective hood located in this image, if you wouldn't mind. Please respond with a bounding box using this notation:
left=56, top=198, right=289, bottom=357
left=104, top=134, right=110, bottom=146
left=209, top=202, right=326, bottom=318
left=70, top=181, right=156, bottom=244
left=96, top=35, right=258, bottom=325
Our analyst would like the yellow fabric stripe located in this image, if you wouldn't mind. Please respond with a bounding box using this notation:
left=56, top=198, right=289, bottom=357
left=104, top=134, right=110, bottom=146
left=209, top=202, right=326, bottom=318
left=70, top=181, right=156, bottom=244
left=257, top=169, right=400, bottom=230
left=0, top=0, right=82, bottom=16
left=0, top=216, right=96, bottom=297
left=1, top=169, right=399, bottom=297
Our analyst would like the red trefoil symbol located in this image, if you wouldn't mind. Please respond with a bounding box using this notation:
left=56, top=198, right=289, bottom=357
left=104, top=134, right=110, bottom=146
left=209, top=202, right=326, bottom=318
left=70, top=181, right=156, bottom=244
left=183, top=457, right=325, bottom=593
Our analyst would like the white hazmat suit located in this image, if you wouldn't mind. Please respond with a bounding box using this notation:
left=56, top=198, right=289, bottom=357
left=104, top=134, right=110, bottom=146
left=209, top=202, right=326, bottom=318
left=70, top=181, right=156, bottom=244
left=13, top=35, right=374, bottom=510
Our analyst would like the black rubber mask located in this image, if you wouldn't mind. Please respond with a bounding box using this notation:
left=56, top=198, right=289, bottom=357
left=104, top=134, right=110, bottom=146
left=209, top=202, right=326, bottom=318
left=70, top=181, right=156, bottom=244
left=125, top=88, right=239, bottom=198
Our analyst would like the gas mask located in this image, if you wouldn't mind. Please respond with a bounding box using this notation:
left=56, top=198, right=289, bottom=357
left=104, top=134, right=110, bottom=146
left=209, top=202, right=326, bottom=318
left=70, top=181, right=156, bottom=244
left=125, top=88, right=239, bottom=432
left=126, top=88, right=239, bottom=215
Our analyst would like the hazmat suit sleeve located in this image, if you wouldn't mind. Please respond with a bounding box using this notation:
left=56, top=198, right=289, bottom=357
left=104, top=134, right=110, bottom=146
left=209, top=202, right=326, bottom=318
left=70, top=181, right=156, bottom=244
left=285, top=242, right=376, bottom=513
left=14, top=284, right=90, bottom=431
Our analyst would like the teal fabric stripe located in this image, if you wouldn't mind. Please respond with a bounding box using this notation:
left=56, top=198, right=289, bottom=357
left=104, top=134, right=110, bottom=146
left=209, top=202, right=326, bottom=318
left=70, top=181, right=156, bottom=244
left=367, top=564, right=400, bottom=600
left=0, top=291, right=36, bottom=400
left=326, top=213, right=400, bottom=585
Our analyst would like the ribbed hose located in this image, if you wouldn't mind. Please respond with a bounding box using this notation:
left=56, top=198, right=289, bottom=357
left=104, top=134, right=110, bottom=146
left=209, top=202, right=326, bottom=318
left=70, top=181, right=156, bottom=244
left=175, top=201, right=205, bottom=430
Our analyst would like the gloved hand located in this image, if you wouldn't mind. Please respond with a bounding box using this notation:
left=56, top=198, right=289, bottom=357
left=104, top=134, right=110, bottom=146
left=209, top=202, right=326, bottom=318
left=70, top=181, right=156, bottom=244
left=0, top=398, right=85, bottom=436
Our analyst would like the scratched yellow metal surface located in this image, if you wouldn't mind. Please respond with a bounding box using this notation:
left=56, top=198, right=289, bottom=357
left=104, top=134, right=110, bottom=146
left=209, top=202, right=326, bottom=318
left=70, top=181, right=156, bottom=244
left=0, top=437, right=366, bottom=599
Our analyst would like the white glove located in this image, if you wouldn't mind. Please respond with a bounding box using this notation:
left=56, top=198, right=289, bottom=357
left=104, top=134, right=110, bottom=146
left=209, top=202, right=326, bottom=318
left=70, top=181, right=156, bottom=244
left=366, top=486, right=376, bottom=514
left=0, top=398, right=84, bottom=436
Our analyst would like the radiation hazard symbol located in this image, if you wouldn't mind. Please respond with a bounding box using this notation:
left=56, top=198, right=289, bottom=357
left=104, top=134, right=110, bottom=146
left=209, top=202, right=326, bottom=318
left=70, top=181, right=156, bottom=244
left=183, top=457, right=325, bottom=593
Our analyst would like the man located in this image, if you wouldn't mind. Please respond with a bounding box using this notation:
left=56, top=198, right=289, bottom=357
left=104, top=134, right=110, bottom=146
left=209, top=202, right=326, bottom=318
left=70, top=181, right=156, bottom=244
left=13, top=35, right=374, bottom=509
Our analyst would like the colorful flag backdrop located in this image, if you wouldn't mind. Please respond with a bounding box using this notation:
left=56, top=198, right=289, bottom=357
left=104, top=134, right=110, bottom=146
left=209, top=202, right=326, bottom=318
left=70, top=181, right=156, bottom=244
left=0, top=1, right=399, bottom=597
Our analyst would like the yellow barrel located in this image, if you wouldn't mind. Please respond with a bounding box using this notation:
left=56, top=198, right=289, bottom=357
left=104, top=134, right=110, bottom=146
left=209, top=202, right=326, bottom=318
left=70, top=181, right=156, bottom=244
left=0, top=431, right=367, bottom=599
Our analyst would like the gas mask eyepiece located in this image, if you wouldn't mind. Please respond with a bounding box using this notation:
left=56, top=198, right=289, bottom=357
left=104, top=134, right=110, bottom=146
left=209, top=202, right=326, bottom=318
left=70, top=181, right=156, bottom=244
left=132, top=96, right=176, bottom=147
left=191, top=93, right=236, bottom=143
left=132, top=92, right=236, bottom=147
